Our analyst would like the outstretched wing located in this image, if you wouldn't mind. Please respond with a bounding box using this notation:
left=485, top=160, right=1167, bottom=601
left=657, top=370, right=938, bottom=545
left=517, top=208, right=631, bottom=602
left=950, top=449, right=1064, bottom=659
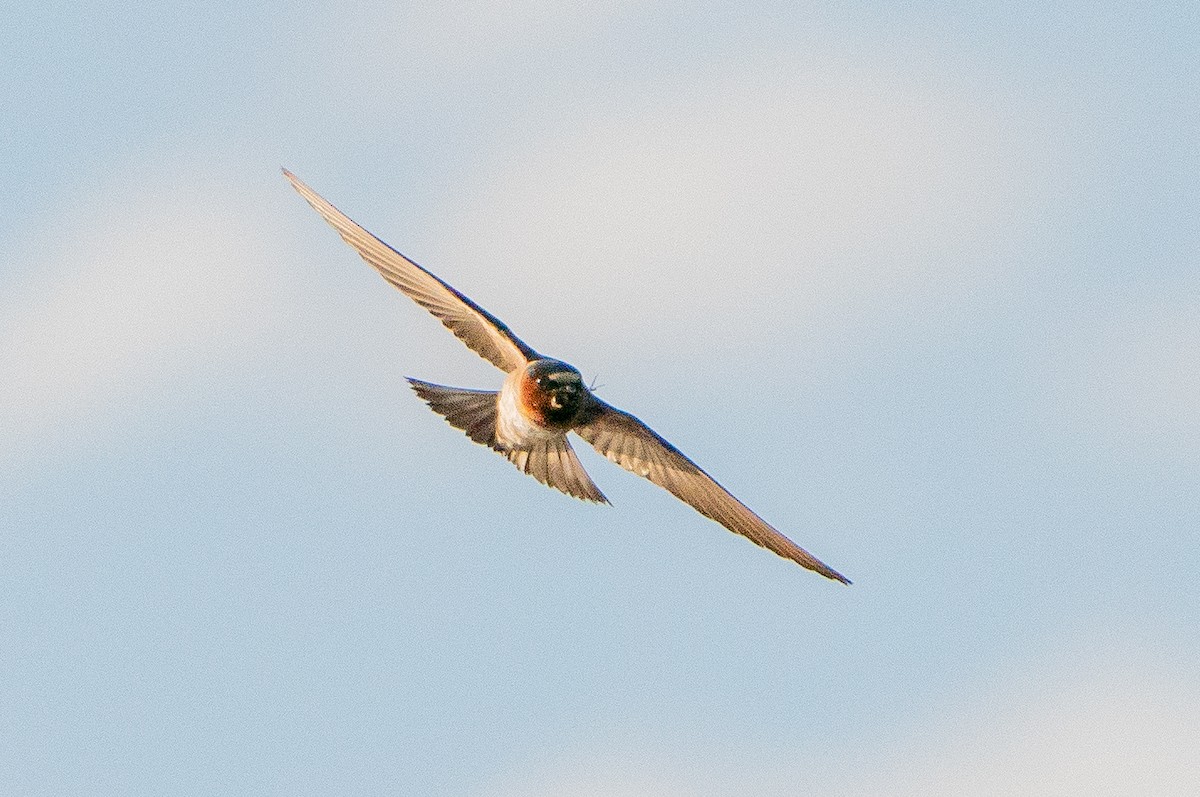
left=284, top=169, right=539, bottom=373
left=574, top=398, right=850, bottom=583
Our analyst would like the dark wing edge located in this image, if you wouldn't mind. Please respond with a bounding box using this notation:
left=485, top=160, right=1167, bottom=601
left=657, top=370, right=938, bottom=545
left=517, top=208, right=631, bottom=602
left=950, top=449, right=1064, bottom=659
left=284, top=169, right=540, bottom=372
left=408, top=379, right=608, bottom=505
left=574, top=398, right=850, bottom=583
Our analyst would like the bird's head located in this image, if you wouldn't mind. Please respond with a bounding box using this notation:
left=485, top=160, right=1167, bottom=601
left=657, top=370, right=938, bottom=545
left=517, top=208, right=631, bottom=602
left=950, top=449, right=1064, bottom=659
left=522, top=359, right=587, bottom=424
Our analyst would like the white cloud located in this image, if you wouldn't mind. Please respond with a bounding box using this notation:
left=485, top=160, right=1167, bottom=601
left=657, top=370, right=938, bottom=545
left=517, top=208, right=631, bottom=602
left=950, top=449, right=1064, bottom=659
left=480, top=645, right=1200, bottom=797
left=0, top=171, right=291, bottom=470
left=845, top=648, right=1200, bottom=796
left=435, top=58, right=1047, bottom=361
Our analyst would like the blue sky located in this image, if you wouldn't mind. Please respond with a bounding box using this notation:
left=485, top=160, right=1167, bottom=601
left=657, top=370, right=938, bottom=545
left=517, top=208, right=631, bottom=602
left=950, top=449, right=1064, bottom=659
left=3, top=2, right=1198, bottom=795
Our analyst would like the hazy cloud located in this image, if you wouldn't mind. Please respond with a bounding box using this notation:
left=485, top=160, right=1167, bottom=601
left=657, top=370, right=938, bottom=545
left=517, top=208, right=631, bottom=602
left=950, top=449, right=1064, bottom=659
left=482, top=645, right=1200, bottom=797
left=848, top=649, right=1200, bottom=796
left=0, top=170, right=291, bottom=470
left=436, top=57, right=1049, bottom=358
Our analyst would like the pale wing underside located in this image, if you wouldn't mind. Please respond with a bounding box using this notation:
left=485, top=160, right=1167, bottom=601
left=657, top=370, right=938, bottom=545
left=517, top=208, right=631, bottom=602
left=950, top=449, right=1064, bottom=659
left=285, top=170, right=538, bottom=373
left=408, top=379, right=608, bottom=505
left=575, top=399, right=850, bottom=583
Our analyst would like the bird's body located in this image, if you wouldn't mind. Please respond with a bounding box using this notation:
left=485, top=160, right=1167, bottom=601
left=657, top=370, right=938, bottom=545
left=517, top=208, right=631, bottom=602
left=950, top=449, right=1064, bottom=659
left=285, top=169, right=850, bottom=584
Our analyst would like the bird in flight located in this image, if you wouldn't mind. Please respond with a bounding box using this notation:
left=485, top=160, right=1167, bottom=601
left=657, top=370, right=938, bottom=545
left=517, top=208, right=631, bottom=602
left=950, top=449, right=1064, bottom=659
left=284, top=169, right=849, bottom=583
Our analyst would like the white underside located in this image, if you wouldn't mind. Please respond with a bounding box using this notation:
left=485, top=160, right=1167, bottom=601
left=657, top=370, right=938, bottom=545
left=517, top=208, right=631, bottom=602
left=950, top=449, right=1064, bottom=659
left=495, top=370, right=560, bottom=449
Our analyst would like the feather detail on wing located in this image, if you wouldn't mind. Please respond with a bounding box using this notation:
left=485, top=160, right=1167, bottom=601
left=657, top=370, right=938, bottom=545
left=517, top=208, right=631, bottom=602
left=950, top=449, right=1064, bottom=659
left=574, top=398, right=850, bottom=583
left=285, top=169, right=539, bottom=373
left=408, top=379, right=608, bottom=504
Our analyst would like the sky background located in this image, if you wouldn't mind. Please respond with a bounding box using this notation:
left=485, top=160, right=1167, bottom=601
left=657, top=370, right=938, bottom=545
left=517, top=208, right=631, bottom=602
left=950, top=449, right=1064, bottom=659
left=3, top=2, right=1198, bottom=795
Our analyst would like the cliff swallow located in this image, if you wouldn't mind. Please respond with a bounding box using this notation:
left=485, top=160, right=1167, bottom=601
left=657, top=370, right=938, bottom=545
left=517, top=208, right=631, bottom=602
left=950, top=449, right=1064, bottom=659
left=285, top=169, right=849, bottom=583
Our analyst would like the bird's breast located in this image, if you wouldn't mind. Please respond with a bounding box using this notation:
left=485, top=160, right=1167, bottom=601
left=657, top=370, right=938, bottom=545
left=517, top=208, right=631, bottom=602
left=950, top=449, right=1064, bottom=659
left=495, top=370, right=565, bottom=448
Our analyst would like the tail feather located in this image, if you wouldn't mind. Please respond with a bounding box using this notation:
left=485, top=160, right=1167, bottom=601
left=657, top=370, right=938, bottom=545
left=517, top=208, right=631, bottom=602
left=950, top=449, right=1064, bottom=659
left=504, top=436, right=608, bottom=504
left=407, top=378, right=607, bottom=504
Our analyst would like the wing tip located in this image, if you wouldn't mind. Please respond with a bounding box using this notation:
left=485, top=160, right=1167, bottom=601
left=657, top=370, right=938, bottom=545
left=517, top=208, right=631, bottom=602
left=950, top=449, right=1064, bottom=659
left=808, top=559, right=852, bottom=585
left=583, top=488, right=612, bottom=506
left=405, top=376, right=431, bottom=399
